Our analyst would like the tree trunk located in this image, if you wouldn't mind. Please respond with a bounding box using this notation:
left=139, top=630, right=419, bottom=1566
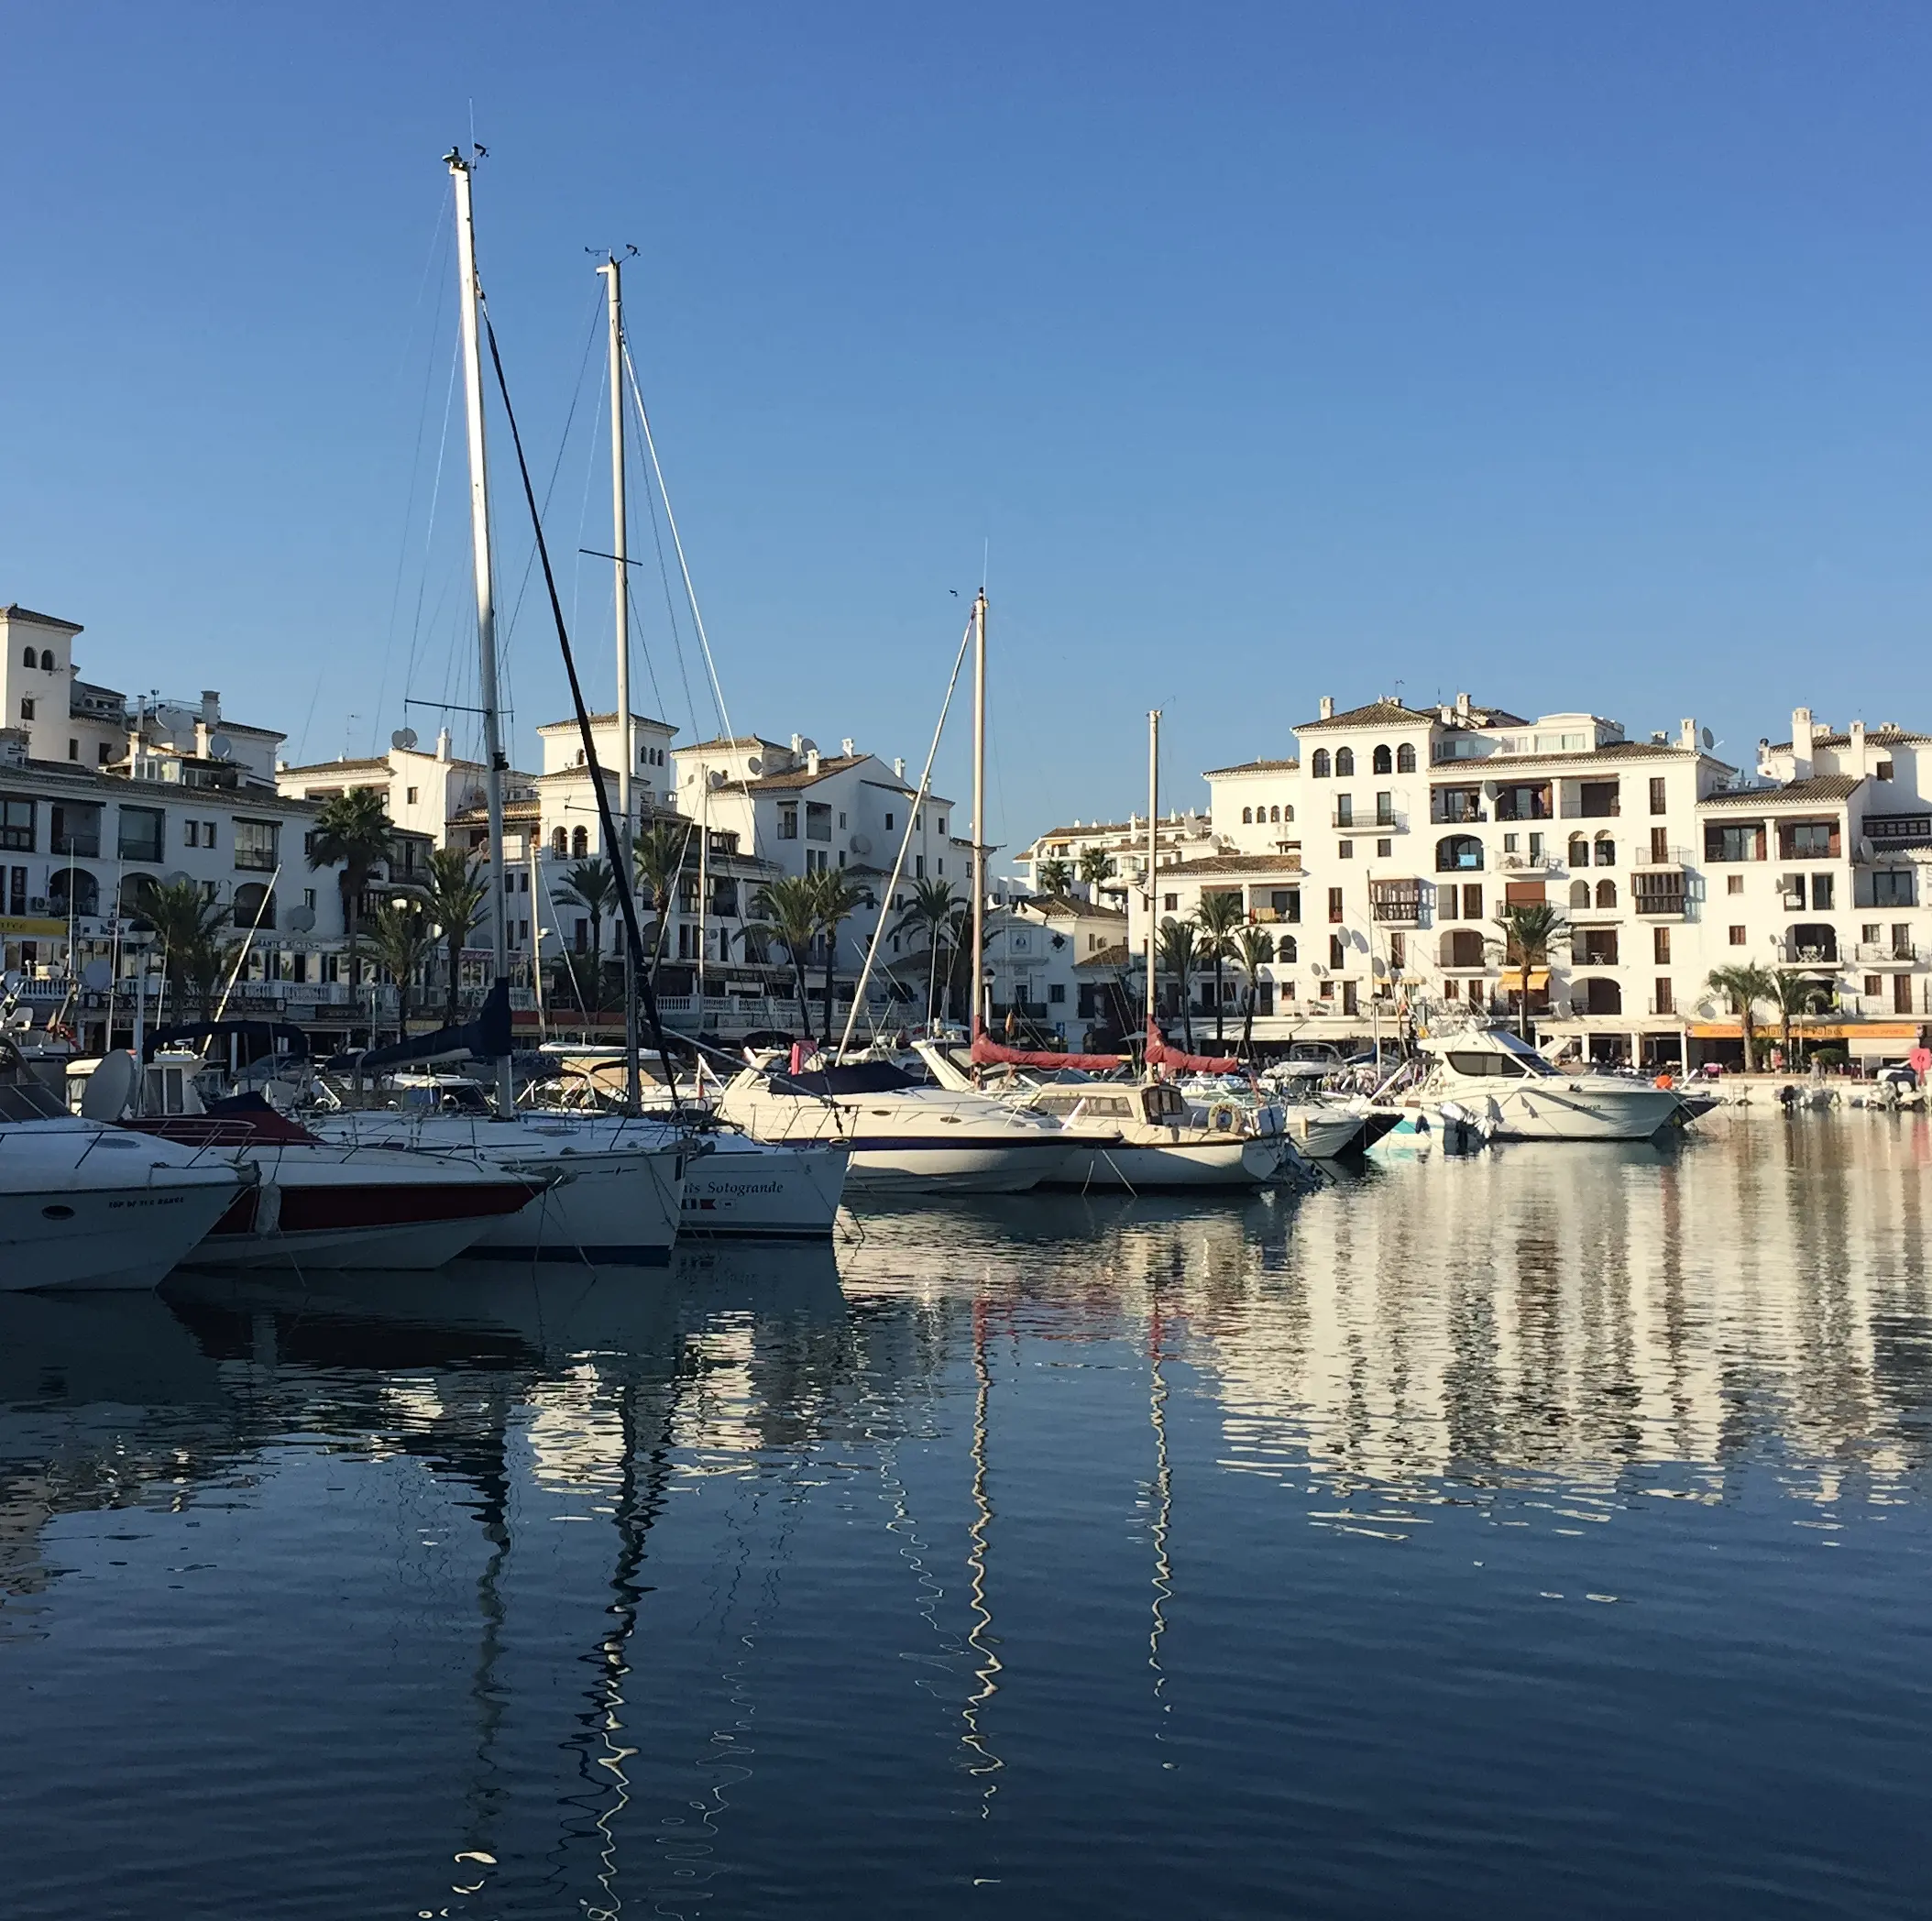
left=1519, top=961, right=1532, bottom=1039
left=821, top=930, right=835, bottom=1049
left=445, top=932, right=461, bottom=1021
left=1241, top=988, right=1255, bottom=1058
left=1213, top=956, right=1224, bottom=1042
left=792, top=951, right=813, bottom=1041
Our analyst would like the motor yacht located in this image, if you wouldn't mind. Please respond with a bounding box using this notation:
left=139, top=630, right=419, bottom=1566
left=0, top=1047, right=248, bottom=1292
left=1414, top=1026, right=1684, bottom=1142
left=305, top=1075, right=691, bottom=1266
left=710, top=1057, right=1091, bottom=1195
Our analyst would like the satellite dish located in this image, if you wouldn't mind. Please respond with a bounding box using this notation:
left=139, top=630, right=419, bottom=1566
left=391, top=727, right=420, bottom=752
left=745, top=756, right=763, bottom=776
left=798, top=738, right=818, bottom=755
left=1700, top=726, right=1715, bottom=751
left=850, top=833, right=873, bottom=857
left=208, top=732, right=235, bottom=760
left=1481, top=779, right=1500, bottom=802
left=80, top=1049, right=138, bottom=1122
left=1859, top=837, right=1876, bottom=865
left=164, top=871, right=193, bottom=890
left=706, top=769, right=725, bottom=790
left=81, top=958, right=112, bottom=992
left=286, top=905, right=317, bottom=933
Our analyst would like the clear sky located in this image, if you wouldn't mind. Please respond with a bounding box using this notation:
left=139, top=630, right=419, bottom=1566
left=4, top=3, right=1930, bottom=850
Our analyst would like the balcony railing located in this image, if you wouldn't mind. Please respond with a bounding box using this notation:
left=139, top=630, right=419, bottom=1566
left=1371, top=898, right=1422, bottom=925
left=1770, top=939, right=1841, bottom=967
left=1631, top=888, right=1686, bottom=917
left=1631, top=846, right=1695, bottom=869
left=1853, top=942, right=1918, bottom=966
left=1429, top=801, right=1487, bottom=826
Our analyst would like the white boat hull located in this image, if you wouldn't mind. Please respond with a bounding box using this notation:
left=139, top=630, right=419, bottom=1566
left=1046, top=1135, right=1284, bottom=1190
left=1473, top=1084, right=1680, bottom=1142
left=678, top=1136, right=850, bottom=1237
left=0, top=1116, right=247, bottom=1292
left=1280, top=1108, right=1369, bottom=1159
left=844, top=1136, right=1073, bottom=1194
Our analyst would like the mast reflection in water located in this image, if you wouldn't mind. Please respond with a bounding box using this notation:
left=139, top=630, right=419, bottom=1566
left=3, top=1119, right=1931, bottom=1918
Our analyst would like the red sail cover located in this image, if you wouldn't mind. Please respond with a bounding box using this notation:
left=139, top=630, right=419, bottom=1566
left=1143, top=1022, right=1241, bottom=1075
left=970, top=1034, right=1126, bottom=1071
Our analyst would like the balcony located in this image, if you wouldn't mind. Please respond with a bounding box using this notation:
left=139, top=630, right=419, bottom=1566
left=1369, top=883, right=1422, bottom=925
left=1631, top=887, right=1686, bottom=918
left=1771, top=937, right=1840, bottom=967
left=1429, top=798, right=1487, bottom=827
left=1631, top=846, right=1695, bottom=869
left=1853, top=942, right=1918, bottom=966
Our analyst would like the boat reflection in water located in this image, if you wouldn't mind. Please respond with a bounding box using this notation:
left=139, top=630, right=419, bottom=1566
left=3, top=1116, right=1932, bottom=1916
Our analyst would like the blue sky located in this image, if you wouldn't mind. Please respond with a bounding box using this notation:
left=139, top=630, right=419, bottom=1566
left=4, top=3, right=1930, bottom=848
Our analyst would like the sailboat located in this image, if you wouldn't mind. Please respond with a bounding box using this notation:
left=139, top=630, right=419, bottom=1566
left=308, top=149, right=690, bottom=1264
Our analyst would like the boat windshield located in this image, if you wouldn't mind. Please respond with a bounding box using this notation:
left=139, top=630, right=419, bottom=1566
left=1442, top=1035, right=1557, bottom=1080
left=0, top=1081, right=68, bottom=1121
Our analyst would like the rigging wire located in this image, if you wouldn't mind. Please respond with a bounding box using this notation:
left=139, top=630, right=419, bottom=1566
left=631, top=398, right=700, bottom=743
left=620, top=343, right=733, bottom=743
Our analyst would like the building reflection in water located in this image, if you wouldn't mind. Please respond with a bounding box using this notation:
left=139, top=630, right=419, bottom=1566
left=1, top=1118, right=1929, bottom=1916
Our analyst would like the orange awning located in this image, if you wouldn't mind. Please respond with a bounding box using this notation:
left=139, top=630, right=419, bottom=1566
left=1687, top=1020, right=1919, bottom=1042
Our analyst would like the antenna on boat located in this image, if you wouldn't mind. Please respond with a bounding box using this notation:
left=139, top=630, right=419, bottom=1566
left=445, top=144, right=518, bottom=1118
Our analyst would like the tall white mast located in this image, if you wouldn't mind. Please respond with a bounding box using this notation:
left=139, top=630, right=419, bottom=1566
left=598, top=250, right=642, bottom=1114
left=971, top=589, right=987, bottom=1043
left=1145, top=708, right=1159, bottom=1059
left=446, top=148, right=517, bottom=1116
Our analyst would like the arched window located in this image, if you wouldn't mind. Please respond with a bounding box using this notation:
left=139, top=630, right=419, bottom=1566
left=1595, top=879, right=1617, bottom=908
left=1595, top=833, right=1616, bottom=867
left=1372, top=744, right=1392, bottom=775
left=38, top=650, right=54, bottom=672
left=1269, top=805, right=1280, bottom=823
left=1439, top=928, right=1486, bottom=967
left=551, top=827, right=566, bottom=857
left=1570, top=880, right=1590, bottom=908
left=1242, top=807, right=1253, bottom=824
left=1311, top=749, right=1331, bottom=778
left=49, top=869, right=98, bottom=917
left=1788, top=923, right=1838, bottom=962
left=1435, top=834, right=1483, bottom=873
left=1277, top=935, right=1297, bottom=963
left=117, top=873, right=161, bottom=921
left=571, top=825, right=588, bottom=858
left=1396, top=743, right=1416, bottom=773
left=233, top=883, right=276, bottom=931
left=1583, top=978, right=1622, bottom=1015
left=20, top=649, right=33, bottom=668
left=1335, top=747, right=1356, bottom=776
left=1568, top=834, right=1589, bottom=869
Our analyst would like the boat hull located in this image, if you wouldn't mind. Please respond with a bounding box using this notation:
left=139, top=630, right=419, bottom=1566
left=1480, top=1084, right=1681, bottom=1142
left=1280, top=1109, right=1370, bottom=1159
left=1044, top=1135, right=1283, bottom=1190
left=843, top=1136, right=1072, bottom=1195
left=678, top=1137, right=850, bottom=1237
left=0, top=1177, right=243, bottom=1291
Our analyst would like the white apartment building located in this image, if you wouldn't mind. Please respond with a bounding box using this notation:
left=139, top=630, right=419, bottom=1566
left=1027, top=690, right=1932, bottom=1068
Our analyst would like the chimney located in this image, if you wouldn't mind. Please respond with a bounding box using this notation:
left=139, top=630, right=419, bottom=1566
left=436, top=727, right=452, bottom=762
left=1455, top=691, right=1472, bottom=719
left=790, top=732, right=804, bottom=754
left=201, top=690, right=221, bottom=726
left=807, top=748, right=820, bottom=776
left=1791, top=707, right=1815, bottom=779
left=840, top=737, right=854, bottom=757
left=893, top=756, right=906, bottom=779
left=1679, top=717, right=1697, bottom=752
left=1319, top=696, right=1334, bottom=720
left=1848, top=719, right=1867, bottom=778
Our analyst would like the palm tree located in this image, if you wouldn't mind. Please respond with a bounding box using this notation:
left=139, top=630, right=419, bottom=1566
left=1233, top=923, right=1276, bottom=1057
left=632, top=818, right=697, bottom=957
left=368, top=897, right=435, bottom=1043
left=1488, top=901, right=1570, bottom=1038
left=422, top=845, right=490, bottom=1021
left=1077, top=845, right=1113, bottom=896
left=307, top=786, right=393, bottom=989
left=1192, top=891, right=1246, bottom=1043
left=890, top=876, right=963, bottom=1026
left=1765, top=966, right=1833, bottom=1066
left=555, top=858, right=618, bottom=1008
left=1156, top=916, right=1200, bottom=1049
left=139, top=878, right=232, bottom=1022
left=1036, top=855, right=1073, bottom=897
left=810, top=867, right=870, bottom=1048
left=1706, top=961, right=1776, bottom=1070
left=750, top=874, right=821, bottom=1037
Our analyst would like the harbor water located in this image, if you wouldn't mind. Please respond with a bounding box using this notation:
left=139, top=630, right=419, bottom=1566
left=3, top=1113, right=1929, bottom=1917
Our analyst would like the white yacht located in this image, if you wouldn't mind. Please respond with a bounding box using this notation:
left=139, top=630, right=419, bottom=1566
left=307, top=1078, right=690, bottom=1266
left=1014, top=1079, right=1291, bottom=1189
left=0, top=1055, right=248, bottom=1292
left=711, top=1058, right=1088, bottom=1195
left=1414, top=1026, right=1684, bottom=1142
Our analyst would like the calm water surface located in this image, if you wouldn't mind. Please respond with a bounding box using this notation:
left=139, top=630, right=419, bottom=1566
left=4, top=1115, right=1930, bottom=1918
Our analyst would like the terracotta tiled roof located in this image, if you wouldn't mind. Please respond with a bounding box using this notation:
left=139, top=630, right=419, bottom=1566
left=724, top=753, right=869, bottom=792
left=1298, top=698, right=1442, bottom=732
left=1203, top=756, right=1301, bottom=776
left=1701, top=775, right=1862, bottom=806
left=1021, top=894, right=1127, bottom=919
left=1767, top=728, right=1932, bottom=749
left=537, top=711, right=676, bottom=733
left=1076, top=942, right=1133, bottom=971
left=0, top=604, right=82, bottom=632
left=1162, top=854, right=1304, bottom=874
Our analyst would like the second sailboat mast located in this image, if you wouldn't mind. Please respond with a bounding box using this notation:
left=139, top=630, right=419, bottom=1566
left=598, top=250, right=642, bottom=1114
left=445, top=148, right=517, bottom=1116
